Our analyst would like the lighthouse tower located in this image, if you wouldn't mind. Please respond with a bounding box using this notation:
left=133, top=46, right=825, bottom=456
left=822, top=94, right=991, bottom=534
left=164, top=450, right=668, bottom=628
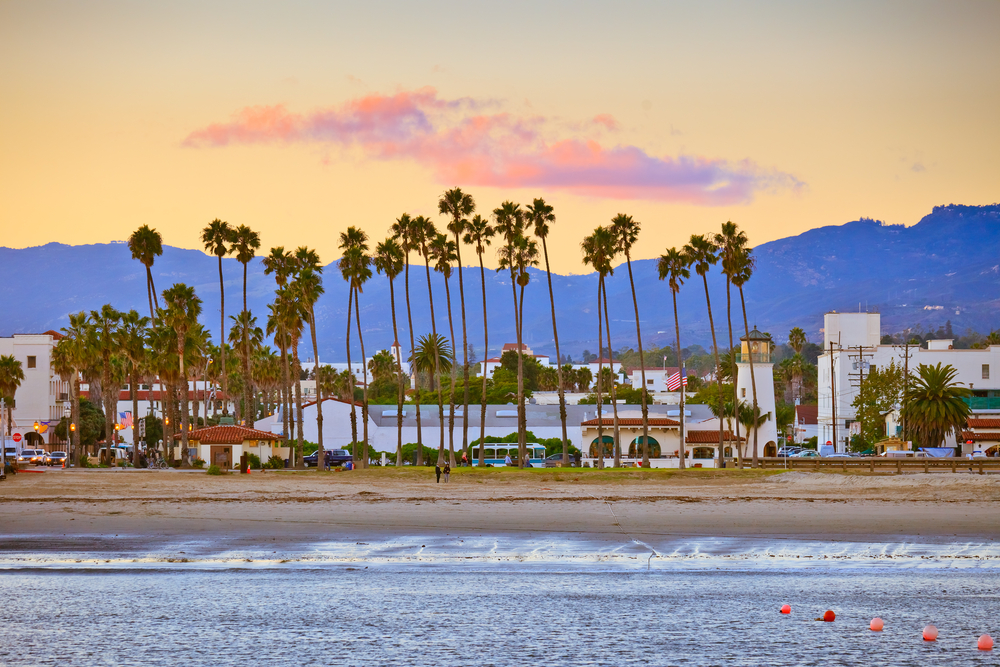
left=736, top=328, right=778, bottom=458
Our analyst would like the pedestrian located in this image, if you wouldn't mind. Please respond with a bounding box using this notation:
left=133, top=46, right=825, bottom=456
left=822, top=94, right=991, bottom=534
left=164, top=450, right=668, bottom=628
left=443, top=463, right=450, bottom=482
left=504, top=453, right=512, bottom=467
left=461, top=451, right=468, bottom=467
left=435, top=464, right=442, bottom=483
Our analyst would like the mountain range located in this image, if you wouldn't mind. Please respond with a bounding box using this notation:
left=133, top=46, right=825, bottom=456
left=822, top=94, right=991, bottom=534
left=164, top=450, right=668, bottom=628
left=2, top=203, right=998, bottom=360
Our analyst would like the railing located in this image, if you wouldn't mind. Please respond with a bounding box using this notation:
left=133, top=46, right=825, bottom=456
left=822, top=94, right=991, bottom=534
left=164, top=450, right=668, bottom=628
left=736, top=352, right=771, bottom=364
left=746, top=456, right=1000, bottom=474
left=962, top=397, right=1000, bottom=410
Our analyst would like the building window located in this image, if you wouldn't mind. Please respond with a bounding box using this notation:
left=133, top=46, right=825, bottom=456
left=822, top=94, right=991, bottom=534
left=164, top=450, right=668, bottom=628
left=741, top=388, right=746, bottom=398
left=984, top=364, right=990, bottom=380
left=27, top=356, right=36, bottom=369
left=647, top=379, right=654, bottom=385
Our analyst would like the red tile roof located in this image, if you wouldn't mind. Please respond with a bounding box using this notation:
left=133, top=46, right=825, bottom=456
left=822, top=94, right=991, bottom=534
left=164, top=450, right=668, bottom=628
left=962, top=431, right=1000, bottom=442
left=187, top=425, right=285, bottom=444
left=795, top=405, right=819, bottom=425
left=581, top=417, right=679, bottom=427
left=686, top=430, right=744, bottom=443
left=967, top=418, right=1000, bottom=429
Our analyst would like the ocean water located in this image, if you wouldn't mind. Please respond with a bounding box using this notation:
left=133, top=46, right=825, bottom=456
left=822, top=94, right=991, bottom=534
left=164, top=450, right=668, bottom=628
left=2, top=553, right=998, bottom=666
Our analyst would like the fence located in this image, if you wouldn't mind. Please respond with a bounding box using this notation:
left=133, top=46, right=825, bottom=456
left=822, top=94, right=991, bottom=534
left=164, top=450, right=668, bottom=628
left=749, top=456, right=1000, bottom=474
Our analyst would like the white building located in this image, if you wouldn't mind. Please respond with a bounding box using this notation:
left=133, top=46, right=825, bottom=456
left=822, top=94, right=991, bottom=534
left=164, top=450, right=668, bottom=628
left=736, top=328, right=779, bottom=456
left=480, top=343, right=623, bottom=384
left=817, top=312, right=1000, bottom=453
left=0, top=331, right=70, bottom=450
left=627, top=367, right=693, bottom=393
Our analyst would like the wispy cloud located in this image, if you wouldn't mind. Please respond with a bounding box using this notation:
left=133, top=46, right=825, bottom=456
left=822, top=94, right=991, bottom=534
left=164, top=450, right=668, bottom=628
left=183, top=87, right=802, bottom=205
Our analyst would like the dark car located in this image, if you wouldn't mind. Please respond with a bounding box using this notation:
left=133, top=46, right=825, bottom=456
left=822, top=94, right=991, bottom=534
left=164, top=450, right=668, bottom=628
left=304, top=449, right=354, bottom=468
left=544, top=453, right=575, bottom=468
left=44, top=451, right=68, bottom=467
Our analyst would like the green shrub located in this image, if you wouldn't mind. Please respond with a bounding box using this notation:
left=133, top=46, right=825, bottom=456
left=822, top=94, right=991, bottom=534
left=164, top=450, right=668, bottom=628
left=301, top=441, right=319, bottom=456
left=192, top=458, right=206, bottom=469
left=265, top=455, right=285, bottom=469
left=246, top=453, right=261, bottom=469
left=206, top=464, right=224, bottom=475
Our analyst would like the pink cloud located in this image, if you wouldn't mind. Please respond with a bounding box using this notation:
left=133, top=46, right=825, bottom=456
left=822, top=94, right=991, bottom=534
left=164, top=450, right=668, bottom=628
left=183, top=88, right=802, bottom=205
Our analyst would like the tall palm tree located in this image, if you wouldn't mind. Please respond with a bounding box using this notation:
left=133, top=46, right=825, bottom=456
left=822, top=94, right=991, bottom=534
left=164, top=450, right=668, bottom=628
left=658, top=248, right=691, bottom=469
left=118, top=309, right=150, bottom=464
left=581, top=226, right=615, bottom=469
left=412, top=215, right=447, bottom=465
left=683, top=234, right=725, bottom=468
left=262, top=247, right=295, bottom=440
left=0, top=355, right=25, bottom=439
left=374, top=238, right=406, bottom=467
left=390, top=213, right=425, bottom=466
left=715, top=221, right=748, bottom=467
left=463, top=214, right=494, bottom=466
left=731, top=245, right=760, bottom=466
left=59, top=312, right=91, bottom=466
left=431, top=232, right=459, bottom=467
left=788, top=327, right=807, bottom=355
left=232, top=224, right=261, bottom=423
left=738, top=401, right=770, bottom=456
left=610, top=214, right=650, bottom=466
left=161, top=284, right=202, bottom=467
left=599, top=254, right=622, bottom=468
left=90, top=304, right=123, bottom=464
left=529, top=198, right=571, bottom=466
left=227, top=310, right=264, bottom=422
left=127, top=225, right=163, bottom=322
left=347, top=244, right=373, bottom=467
left=410, top=334, right=453, bottom=395
left=201, top=219, right=235, bottom=417
left=265, top=302, right=293, bottom=441
left=901, top=363, right=972, bottom=450
left=272, top=286, right=306, bottom=467
left=339, top=227, right=369, bottom=451
left=294, top=246, right=325, bottom=464
left=439, top=187, right=476, bottom=464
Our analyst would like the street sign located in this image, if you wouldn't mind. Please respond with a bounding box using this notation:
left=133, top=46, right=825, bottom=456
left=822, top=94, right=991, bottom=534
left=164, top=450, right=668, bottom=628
left=138, top=417, right=146, bottom=438
left=12, top=433, right=21, bottom=443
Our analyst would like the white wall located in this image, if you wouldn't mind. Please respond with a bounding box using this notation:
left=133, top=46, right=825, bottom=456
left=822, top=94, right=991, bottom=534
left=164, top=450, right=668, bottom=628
left=0, top=333, right=67, bottom=446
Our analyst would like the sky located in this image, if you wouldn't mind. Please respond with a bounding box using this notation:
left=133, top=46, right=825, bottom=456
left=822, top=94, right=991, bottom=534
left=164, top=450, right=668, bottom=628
left=1, top=1, right=998, bottom=274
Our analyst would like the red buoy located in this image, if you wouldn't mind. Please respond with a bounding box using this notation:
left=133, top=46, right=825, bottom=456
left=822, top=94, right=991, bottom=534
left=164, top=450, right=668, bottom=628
left=923, top=624, right=938, bottom=641
left=823, top=610, right=835, bottom=622
left=979, top=634, right=994, bottom=651
left=780, top=605, right=790, bottom=614
left=870, top=618, right=883, bottom=632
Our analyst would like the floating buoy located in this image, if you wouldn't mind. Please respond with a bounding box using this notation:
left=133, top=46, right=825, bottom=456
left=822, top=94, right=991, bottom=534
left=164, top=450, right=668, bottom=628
left=979, top=634, right=994, bottom=651
left=870, top=618, right=883, bottom=632
left=823, top=610, right=836, bottom=622
left=923, top=624, right=938, bottom=641
left=780, top=605, right=790, bottom=614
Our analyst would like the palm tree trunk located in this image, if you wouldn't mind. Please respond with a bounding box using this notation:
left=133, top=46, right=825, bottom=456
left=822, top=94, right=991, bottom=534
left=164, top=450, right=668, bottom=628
left=279, top=334, right=290, bottom=442
left=389, top=276, right=404, bottom=467
left=243, top=262, right=250, bottom=426
left=453, top=234, right=471, bottom=465
left=542, top=237, right=569, bottom=467
left=131, top=370, right=139, bottom=465
left=293, top=345, right=304, bottom=468
left=354, top=287, right=370, bottom=469
left=477, top=253, right=489, bottom=467
left=702, top=273, right=725, bottom=468
left=444, top=273, right=457, bottom=468
left=145, top=267, right=156, bottom=322
left=345, top=286, right=358, bottom=446
left=739, top=285, right=760, bottom=467
left=595, top=275, right=605, bottom=470
left=309, top=306, right=323, bottom=469
left=423, top=256, right=445, bottom=467
left=602, top=281, right=621, bottom=468
left=623, top=252, right=649, bottom=467
left=516, top=280, right=526, bottom=468
left=673, top=291, right=686, bottom=470
left=72, top=370, right=82, bottom=467
left=726, top=278, right=743, bottom=468
left=218, top=256, right=228, bottom=416
left=404, top=258, right=423, bottom=466
left=178, top=336, right=191, bottom=467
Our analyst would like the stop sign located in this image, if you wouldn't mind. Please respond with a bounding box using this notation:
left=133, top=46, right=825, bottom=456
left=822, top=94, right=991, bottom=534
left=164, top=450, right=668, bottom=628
left=12, top=433, right=22, bottom=442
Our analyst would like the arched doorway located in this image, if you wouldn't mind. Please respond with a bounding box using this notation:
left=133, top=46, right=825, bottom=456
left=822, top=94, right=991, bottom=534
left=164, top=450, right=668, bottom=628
left=589, top=436, right=614, bottom=458
left=764, top=441, right=777, bottom=457
left=724, top=446, right=733, bottom=458
left=985, top=444, right=999, bottom=457
left=628, top=436, right=661, bottom=458
left=25, top=432, right=45, bottom=450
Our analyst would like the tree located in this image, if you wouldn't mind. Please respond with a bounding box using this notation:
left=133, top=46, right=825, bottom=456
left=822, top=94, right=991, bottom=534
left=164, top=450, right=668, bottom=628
left=738, top=401, right=770, bottom=454
left=901, top=362, right=971, bottom=451
left=118, top=309, right=150, bottom=464
left=270, top=286, right=306, bottom=467
left=127, top=225, right=163, bottom=322
left=657, top=248, right=691, bottom=469
left=58, top=311, right=93, bottom=465
left=430, top=232, right=459, bottom=467
left=581, top=226, right=615, bottom=469
left=531, top=198, right=571, bottom=466
left=201, top=219, right=235, bottom=416
left=731, top=245, right=761, bottom=467
left=788, top=327, right=806, bottom=355
left=390, top=213, right=426, bottom=466
left=439, top=187, right=476, bottom=465
left=849, top=360, right=905, bottom=448
left=232, top=224, right=261, bottom=424
left=463, top=214, right=494, bottom=465
left=227, top=310, right=263, bottom=422
left=339, top=227, right=369, bottom=459
left=715, top=221, right=748, bottom=467
left=262, top=247, right=296, bottom=442
left=161, top=284, right=202, bottom=466
left=89, top=304, right=123, bottom=464
left=412, top=214, right=448, bottom=465
left=294, top=246, right=325, bottom=464
left=410, top=334, right=453, bottom=393
left=374, top=237, right=406, bottom=467
left=0, top=355, right=25, bottom=438
left=344, top=241, right=373, bottom=467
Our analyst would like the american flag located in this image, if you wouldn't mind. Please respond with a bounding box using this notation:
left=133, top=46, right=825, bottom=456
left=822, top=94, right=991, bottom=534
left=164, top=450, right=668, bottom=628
left=119, top=411, right=133, bottom=429
left=666, top=369, right=688, bottom=391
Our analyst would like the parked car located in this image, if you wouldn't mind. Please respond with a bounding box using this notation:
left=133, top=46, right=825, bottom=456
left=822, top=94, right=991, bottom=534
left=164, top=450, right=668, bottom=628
left=777, top=447, right=802, bottom=457
left=303, top=449, right=354, bottom=468
left=824, top=453, right=854, bottom=458
left=544, top=453, right=575, bottom=468
left=44, top=451, right=68, bottom=466
left=18, top=449, right=44, bottom=465
left=791, top=449, right=820, bottom=458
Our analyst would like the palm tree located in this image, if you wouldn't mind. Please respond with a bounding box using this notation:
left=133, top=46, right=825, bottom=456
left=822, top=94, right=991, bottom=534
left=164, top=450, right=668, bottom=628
left=788, top=327, right=806, bottom=355
left=118, top=309, right=150, bottom=464
left=127, top=225, right=163, bottom=322
left=901, top=363, right=972, bottom=450
left=410, top=334, right=453, bottom=395
left=530, top=198, right=571, bottom=466
left=430, top=232, right=459, bottom=467
left=715, top=221, right=748, bottom=467
left=0, top=355, right=25, bottom=439
left=412, top=215, right=447, bottom=465
left=294, top=246, right=325, bottom=464
left=610, top=214, right=652, bottom=466
left=738, top=401, right=770, bottom=456
left=201, top=219, right=235, bottom=417
left=683, top=234, right=725, bottom=468
left=262, top=247, right=295, bottom=440
left=346, top=244, right=373, bottom=467
left=582, top=227, right=615, bottom=469
left=227, top=310, right=264, bottom=422
left=463, top=214, right=494, bottom=466
left=271, top=286, right=306, bottom=467
left=90, top=304, right=123, bottom=464
left=658, top=248, right=691, bottom=469
left=232, top=224, right=261, bottom=423
left=439, top=187, right=476, bottom=464
left=731, top=245, right=760, bottom=466
left=374, top=238, right=406, bottom=467
left=161, top=284, right=202, bottom=467
left=598, top=253, right=622, bottom=468
left=265, top=302, right=293, bottom=441
left=339, top=227, right=368, bottom=452
left=59, top=312, right=91, bottom=466
left=390, top=213, right=426, bottom=466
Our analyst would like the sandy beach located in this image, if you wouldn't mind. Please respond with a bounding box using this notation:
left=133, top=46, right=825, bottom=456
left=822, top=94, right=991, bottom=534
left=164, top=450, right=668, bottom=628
left=2, top=468, right=999, bottom=553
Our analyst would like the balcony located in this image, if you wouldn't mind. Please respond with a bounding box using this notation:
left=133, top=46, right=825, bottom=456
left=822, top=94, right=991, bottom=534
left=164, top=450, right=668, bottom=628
left=962, top=397, right=1000, bottom=410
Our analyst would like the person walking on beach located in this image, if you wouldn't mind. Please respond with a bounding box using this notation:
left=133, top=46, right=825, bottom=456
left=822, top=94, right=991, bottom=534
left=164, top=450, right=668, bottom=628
left=435, top=464, right=442, bottom=483
left=461, top=451, right=468, bottom=467
left=443, top=463, right=451, bottom=482
left=504, top=453, right=512, bottom=466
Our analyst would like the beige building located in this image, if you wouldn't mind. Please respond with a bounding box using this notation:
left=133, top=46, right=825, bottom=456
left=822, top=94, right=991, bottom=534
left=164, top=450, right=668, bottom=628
left=186, top=424, right=287, bottom=469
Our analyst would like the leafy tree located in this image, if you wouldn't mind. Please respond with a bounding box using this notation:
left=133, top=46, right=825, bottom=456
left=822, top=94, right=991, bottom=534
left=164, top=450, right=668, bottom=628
left=658, top=247, right=691, bottom=469
left=901, top=363, right=971, bottom=450
left=850, top=360, right=906, bottom=447
left=0, top=355, right=26, bottom=436
left=463, top=213, right=495, bottom=466
left=201, top=218, right=235, bottom=415
left=715, top=221, right=748, bottom=467
left=54, top=398, right=105, bottom=450
left=127, top=224, right=163, bottom=321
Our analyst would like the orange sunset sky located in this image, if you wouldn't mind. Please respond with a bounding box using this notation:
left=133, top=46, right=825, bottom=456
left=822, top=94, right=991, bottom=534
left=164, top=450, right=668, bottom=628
left=1, top=1, right=997, bottom=273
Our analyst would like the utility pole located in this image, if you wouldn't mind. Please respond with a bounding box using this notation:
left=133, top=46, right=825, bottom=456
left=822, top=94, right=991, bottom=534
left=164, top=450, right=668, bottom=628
left=830, top=341, right=837, bottom=452
left=902, top=341, right=912, bottom=440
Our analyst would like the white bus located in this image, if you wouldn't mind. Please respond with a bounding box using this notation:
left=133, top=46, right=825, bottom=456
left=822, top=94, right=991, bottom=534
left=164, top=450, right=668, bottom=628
left=471, top=443, right=546, bottom=467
